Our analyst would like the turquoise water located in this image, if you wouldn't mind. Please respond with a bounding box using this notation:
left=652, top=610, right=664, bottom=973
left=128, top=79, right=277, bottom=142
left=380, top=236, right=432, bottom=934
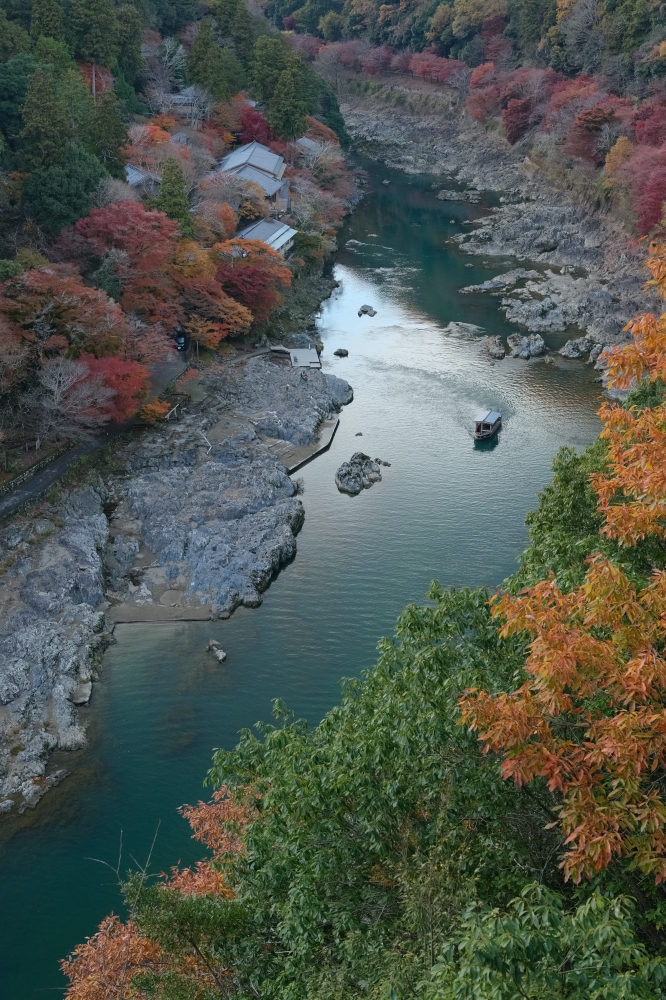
left=0, top=162, right=603, bottom=998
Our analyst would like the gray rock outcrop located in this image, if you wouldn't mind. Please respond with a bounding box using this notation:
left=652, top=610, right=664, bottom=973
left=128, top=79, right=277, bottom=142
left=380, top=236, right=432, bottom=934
left=485, top=336, right=506, bottom=359
left=335, top=453, right=382, bottom=495
left=107, top=357, right=353, bottom=616
left=0, top=484, right=114, bottom=814
left=560, top=336, right=595, bottom=358
left=507, top=333, right=547, bottom=359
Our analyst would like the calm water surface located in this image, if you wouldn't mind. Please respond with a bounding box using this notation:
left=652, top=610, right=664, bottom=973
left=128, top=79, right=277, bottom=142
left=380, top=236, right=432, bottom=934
left=1, top=162, right=602, bottom=998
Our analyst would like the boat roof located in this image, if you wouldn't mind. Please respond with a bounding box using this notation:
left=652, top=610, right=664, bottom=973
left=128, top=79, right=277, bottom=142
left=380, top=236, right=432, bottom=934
left=475, top=409, right=501, bottom=423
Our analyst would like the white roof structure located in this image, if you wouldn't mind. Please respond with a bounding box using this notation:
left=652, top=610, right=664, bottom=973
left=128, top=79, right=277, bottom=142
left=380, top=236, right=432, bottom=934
left=237, top=218, right=297, bottom=253
left=289, top=348, right=321, bottom=369
left=219, top=141, right=285, bottom=180
left=475, top=410, right=501, bottom=424
left=125, top=164, right=161, bottom=186
left=171, top=86, right=200, bottom=105
left=296, top=136, right=318, bottom=151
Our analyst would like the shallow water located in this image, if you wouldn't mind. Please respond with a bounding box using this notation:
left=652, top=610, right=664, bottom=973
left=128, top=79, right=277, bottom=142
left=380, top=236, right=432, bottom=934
left=0, top=162, right=603, bottom=998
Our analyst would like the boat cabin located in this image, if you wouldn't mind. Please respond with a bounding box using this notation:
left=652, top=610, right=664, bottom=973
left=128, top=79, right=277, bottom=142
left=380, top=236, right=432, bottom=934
left=474, top=409, right=502, bottom=440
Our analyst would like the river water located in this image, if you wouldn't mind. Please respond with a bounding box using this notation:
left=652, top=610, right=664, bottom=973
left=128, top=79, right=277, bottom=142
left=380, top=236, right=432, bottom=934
left=0, top=161, right=603, bottom=998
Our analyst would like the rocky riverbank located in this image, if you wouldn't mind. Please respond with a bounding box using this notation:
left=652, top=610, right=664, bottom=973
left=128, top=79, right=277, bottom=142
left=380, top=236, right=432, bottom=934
left=342, top=94, right=658, bottom=348
left=0, top=347, right=352, bottom=816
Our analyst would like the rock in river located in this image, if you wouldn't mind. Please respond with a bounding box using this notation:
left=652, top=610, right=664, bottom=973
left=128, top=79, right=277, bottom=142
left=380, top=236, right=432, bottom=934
left=334, top=348, right=349, bottom=357
left=559, top=336, right=595, bottom=359
left=358, top=304, right=377, bottom=317
left=335, top=453, right=382, bottom=495
left=507, top=333, right=547, bottom=359
left=485, top=336, right=506, bottom=359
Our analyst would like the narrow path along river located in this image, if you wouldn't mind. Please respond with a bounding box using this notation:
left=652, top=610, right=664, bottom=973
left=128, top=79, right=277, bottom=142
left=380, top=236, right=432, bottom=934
left=1, top=160, right=603, bottom=998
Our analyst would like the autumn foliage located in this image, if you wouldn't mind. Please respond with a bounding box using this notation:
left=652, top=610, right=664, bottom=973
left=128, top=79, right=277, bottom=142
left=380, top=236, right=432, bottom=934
left=62, top=786, right=254, bottom=999
left=461, top=241, right=666, bottom=884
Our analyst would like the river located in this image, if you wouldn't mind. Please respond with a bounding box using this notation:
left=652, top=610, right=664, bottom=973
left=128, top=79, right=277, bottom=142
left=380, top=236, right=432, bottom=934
left=0, top=160, right=602, bottom=998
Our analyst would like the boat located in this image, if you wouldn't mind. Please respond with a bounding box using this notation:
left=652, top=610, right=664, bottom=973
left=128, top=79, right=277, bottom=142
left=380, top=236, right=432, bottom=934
left=474, top=409, right=502, bottom=440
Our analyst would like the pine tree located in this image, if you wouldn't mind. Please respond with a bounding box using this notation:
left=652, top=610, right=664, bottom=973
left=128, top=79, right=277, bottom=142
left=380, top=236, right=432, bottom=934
left=30, top=0, right=65, bottom=41
left=0, top=9, right=31, bottom=60
left=20, top=67, right=72, bottom=171
left=154, top=158, right=195, bottom=236
left=214, top=0, right=240, bottom=36
left=266, top=63, right=309, bottom=139
left=23, top=143, right=106, bottom=231
left=187, top=20, right=232, bottom=101
left=115, top=4, right=143, bottom=83
left=89, top=92, right=128, bottom=179
left=71, top=0, right=118, bottom=97
left=230, top=2, right=257, bottom=68
left=251, top=36, right=288, bottom=103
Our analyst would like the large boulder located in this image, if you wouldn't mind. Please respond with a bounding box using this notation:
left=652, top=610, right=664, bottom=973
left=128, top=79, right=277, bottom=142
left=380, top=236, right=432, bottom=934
left=559, top=336, right=594, bottom=359
left=507, top=333, right=547, bottom=359
left=335, top=453, right=382, bottom=496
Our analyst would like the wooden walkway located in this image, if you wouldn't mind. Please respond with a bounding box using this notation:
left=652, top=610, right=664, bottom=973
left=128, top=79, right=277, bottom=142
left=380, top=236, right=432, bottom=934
left=263, top=415, right=340, bottom=473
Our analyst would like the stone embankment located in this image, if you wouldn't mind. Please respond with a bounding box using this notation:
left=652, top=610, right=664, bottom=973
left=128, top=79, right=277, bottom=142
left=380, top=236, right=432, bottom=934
left=342, top=96, right=657, bottom=348
left=0, top=347, right=352, bottom=815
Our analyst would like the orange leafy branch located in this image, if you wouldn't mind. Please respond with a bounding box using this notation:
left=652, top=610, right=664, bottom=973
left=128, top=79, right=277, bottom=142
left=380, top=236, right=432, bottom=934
left=461, top=242, right=666, bottom=884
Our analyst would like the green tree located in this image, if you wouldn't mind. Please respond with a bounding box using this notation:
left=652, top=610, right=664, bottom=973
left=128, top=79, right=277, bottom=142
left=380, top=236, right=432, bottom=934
left=89, top=91, right=128, bottom=179
left=214, top=0, right=241, bottom=36
left=33, top=35, right=74, bottom=73
left=318, top=10, right=345, bottom=40
left=425, top=885, right=666, bottom=1000
left=22, top=142, right=106, bottom=231
left=230, top=1, right=259, bottom=67
left=70, top=0, right=118, bottom=95
left=20, top=66, right=72, bottom=170
left=187, top=19, right=234, bottom=101
left=57, top=66, right=95, bottom=148
left=0, top=53, right=40, bottom=140
left=154, top=157, right=194, bottom=235
left=127, top=585, right=556, bottom=999
left=29, top=0, right=65, bottom=42
left=265, top=59, right=312, bottom=139
left=0, top=9, right=30, bottom=62
left=115, top=4, right=143, bottom=83
left=250, top=34, right=289, bottom=103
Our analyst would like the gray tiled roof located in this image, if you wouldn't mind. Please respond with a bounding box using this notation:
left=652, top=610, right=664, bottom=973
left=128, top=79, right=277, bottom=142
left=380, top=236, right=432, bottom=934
left=237, top=218, right=297, bottom=251
left=219, top=141, right=285, bottom=179
left=228, top=164, right=283, bottom=196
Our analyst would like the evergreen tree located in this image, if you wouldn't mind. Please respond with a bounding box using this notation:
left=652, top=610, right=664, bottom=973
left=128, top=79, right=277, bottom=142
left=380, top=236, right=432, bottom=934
left=20, top=66, right=72, bottom=170
left=187, top=19, right=232, bottom=101
left=33, top=35, right=74, bottom=73
left=115, top=4, right=143, bottom=83
left=89, top=91, right=128, bottom=179
left=29, top=0, right=65, bottom=42
left=219, top=47, right=246, bottom=95
left=265, top=62, right=309, bottom=139
left=317, top=78, right=350, bottom=147
left=230, top=2, right=258, bottom=67
left=250, top=35, right=288, bottom=103
left=22, top=143, right=106, bottom=231
left=57, top=66, right=95, bottom=149
left=0, top=9, right=31, bottom=61
left=154, top=157, right=194, bottom=235
left=214, top=0, right=240, bottom=37
left=0, top=53, right=40, bottom=140
left=71, top=0, right=118, bottom=77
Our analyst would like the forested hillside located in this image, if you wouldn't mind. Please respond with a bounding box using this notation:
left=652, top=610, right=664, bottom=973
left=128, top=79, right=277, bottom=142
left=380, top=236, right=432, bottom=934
left=0, top=0, right=353, bottom=479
